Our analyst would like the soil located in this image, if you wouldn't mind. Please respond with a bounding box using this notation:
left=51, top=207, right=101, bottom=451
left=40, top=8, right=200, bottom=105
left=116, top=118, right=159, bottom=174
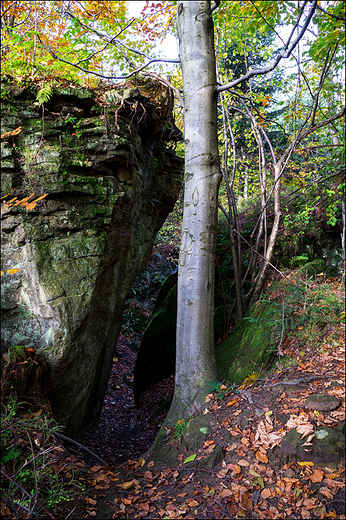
left=76, top=242, right=179, bottom=467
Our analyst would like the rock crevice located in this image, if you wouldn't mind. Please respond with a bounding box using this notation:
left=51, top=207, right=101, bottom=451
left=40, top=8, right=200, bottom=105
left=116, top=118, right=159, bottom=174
left=1, top=76, right=183, bottom=436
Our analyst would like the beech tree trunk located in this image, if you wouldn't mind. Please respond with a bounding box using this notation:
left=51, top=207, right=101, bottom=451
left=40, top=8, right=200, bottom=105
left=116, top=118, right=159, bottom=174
left=165, top=0, right=220, bottom=426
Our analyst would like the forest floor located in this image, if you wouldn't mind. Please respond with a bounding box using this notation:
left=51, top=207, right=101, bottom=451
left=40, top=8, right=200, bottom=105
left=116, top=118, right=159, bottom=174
left=1, top=203, right=345, bottom=519
left=1, top=266, right=344, bottom=519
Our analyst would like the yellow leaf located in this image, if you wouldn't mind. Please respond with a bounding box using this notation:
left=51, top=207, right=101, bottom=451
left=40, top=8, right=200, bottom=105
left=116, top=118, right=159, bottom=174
left=10, top=126, right=22, bottom=136
left=265, top=410, right=273, bottom=416
left=298, top=461, right=314, bottom=467
left=121, top=480, right=135, bottom=490
left=0, top=271, right=3, bottom=276
left=6, top=268, right=20, bottom=274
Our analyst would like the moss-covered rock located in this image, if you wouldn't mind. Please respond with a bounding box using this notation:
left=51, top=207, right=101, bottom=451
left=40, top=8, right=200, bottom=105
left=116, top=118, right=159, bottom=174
left=133, top=271, right=178, bottom=400
left=1, top=76, right=183, bottom=436
left=278, top=425, right=345, bottom=468
left=216, top=300, right=279, bottom=384
left=134, top=284, right=280, bottom=401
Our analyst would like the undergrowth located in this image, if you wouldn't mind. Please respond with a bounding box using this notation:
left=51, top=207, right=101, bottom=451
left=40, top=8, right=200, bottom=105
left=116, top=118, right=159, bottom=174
left=264, top=270, right=345, bottom=369
left=1, top=394, right=85, bottom=518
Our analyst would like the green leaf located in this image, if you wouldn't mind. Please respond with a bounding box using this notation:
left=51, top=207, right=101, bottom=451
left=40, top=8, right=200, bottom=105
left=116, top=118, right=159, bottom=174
left=184, top=454, right=197, bottom=463
left=315, top=430, right=329, bottom=440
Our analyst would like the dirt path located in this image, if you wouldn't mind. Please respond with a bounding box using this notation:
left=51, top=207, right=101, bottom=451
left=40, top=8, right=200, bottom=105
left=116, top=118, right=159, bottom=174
left=76, top=331, right=174, bottom=467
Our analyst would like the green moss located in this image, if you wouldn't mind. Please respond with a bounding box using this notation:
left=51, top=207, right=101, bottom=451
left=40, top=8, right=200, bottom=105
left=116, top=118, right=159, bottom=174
left=216, top=300, right=280, bottom=384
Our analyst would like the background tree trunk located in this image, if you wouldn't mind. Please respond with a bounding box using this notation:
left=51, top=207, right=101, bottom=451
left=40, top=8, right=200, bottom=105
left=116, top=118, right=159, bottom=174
left=165, top=0, right=221, bottom=426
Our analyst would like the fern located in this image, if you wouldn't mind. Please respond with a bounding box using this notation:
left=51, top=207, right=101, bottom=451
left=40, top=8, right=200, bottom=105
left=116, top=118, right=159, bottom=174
left=36, top=83, right=53, bottom=106
left=2, top=446, right=21, bottom=464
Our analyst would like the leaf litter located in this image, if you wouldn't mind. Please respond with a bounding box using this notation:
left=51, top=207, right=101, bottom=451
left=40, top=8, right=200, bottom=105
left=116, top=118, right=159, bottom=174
left=2, top=268, right=344, bottom=519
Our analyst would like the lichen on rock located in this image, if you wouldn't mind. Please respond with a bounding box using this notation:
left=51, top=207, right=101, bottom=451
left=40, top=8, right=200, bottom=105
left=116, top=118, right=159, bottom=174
left=1, top=75, right=183, bottom=436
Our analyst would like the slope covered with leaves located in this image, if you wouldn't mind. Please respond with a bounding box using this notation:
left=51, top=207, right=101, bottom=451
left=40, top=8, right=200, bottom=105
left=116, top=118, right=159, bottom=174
left=1, top=265, right=344, bottom=519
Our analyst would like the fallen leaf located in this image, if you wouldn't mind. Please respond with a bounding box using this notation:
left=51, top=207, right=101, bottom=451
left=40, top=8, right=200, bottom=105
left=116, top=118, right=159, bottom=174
left=232, top=464, right=241, bottom=474
left=203, top=440, right=216, bottom=447
left=255, top=451, right=268, bottom=463
left=188, top=499, right=199, bottom=507
left=219, top=488, right=232, bottom=498
left=261, top=488, right=271, bottom=499
left=121, top=480, right=136, bottom=490
left=90, top=466, right=103, bottom=472
left=319, top=487, right=334, bottom=499
left=229, top=429, right=241, bottom=436
left=184, top=454, right=197, bottom=463
left=310, top=469, right=324, bottom=483
left=227, top=399, right=238, bottom=407
left=237, top=459, right=250, bottom=467
left=240, top=491, right=252, bottom=509
left=298, top=461, right=314, bottom=467
left=85, top=498, right=97, bottom=505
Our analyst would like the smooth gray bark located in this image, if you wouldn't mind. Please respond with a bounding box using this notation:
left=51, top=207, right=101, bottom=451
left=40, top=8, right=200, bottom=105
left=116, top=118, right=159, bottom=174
left=164, top=0, right=220, bottom=426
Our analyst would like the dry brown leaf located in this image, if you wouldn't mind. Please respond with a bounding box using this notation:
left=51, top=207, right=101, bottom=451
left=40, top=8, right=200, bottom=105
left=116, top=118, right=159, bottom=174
left=85, top=497, right=97, bottom=505
left=255, top=451, right=268, bottom=463
left=144, top=471, right=153, bottom=479
left=203, top=440, right=216, bottom=447
left=90, top=465, right=104, bottom=472
left=229, top=429, right=241, bottom=436
left=261, top=488, right=271, bottom=499
left=310, top=469, right=324, bottom=483
left=188, top=499, right=199, bottom=507
left=240, top=491, right=252, bottom=509
left=227, top=399, right=238, bottom=407
left=237, top=459, right=250, bottom=467
left=219, top=488, right=232, bottom=498
left=233, top=464, right=242, bottom=474
left=319, top=487, right=334, bottom=499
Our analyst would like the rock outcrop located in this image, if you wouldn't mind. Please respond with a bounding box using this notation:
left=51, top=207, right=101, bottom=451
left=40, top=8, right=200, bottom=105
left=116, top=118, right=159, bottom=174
left=1, top=76, right=183, bottom=436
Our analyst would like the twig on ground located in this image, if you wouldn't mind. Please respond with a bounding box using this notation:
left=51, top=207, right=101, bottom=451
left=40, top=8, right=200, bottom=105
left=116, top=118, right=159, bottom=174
left=53, top=432, right=108, bottom=466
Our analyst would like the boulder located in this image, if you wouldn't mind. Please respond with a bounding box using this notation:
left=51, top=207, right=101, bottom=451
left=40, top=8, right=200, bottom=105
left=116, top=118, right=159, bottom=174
left=1, top=76, right=183, bottom=436
left=134, top=287, right=279, bottom=400
left=278, top=425, right=345, bottom=468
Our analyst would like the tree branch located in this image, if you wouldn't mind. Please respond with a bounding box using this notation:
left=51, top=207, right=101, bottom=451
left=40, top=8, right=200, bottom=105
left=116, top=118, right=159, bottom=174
left=316, top=4, right=346, bottom=22
left=217, top=1, right=317, bottom=93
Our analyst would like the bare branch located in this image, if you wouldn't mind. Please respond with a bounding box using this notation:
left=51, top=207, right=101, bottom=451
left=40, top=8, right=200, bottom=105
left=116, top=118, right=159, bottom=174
left=38, top=36, right=178, bottom=81
left=217, top=0, right=317, bottom=93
